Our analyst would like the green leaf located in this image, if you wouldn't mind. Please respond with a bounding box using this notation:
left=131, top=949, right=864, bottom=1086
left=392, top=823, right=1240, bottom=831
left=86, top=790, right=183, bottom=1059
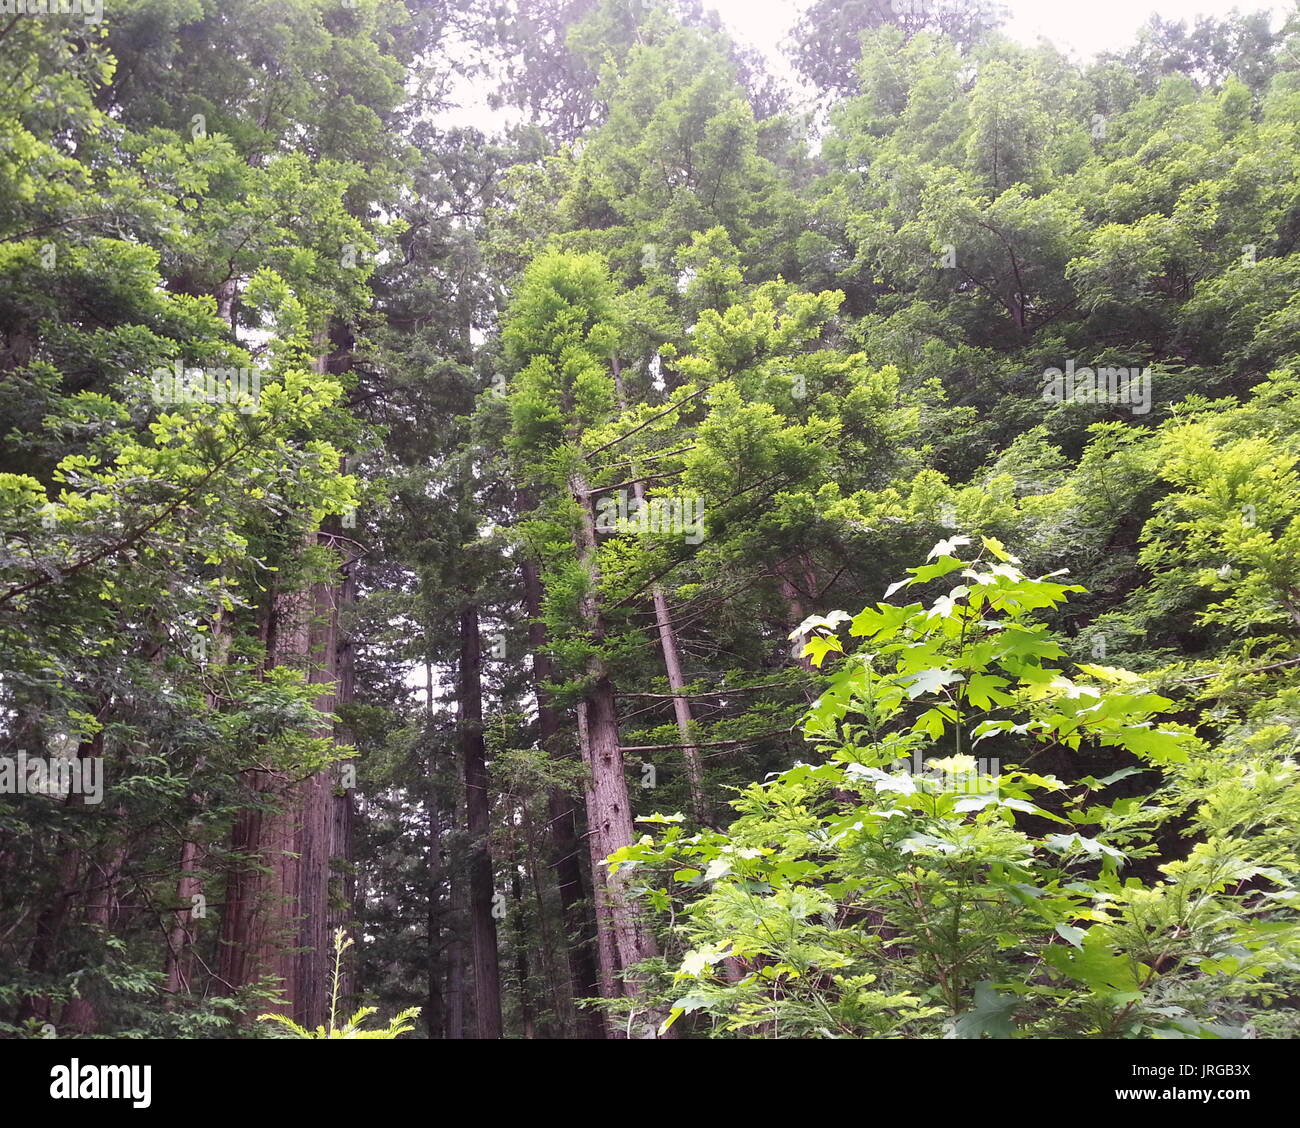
left=949, top=983, right=1018, bottom=1039
left=1054, top=923, right=1086, bottom=948
left=900, top=668, right=965, bottom=699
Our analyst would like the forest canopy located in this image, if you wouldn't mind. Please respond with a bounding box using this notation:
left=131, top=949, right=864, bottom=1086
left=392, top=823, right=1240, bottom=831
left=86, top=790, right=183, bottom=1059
left=1, top=0, right=1299, bottom=1049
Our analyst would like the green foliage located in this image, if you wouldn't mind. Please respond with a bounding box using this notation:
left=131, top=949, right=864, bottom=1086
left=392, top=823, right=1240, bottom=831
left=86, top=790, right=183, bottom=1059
left=258, top=930, right=421, bottom=1039
left=8, top=0, right=1300, bottom=1045
left=612, top=540, right=1300, bottom=1038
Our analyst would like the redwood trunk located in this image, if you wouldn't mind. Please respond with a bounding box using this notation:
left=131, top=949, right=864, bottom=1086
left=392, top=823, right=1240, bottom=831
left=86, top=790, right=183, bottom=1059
left=460, top=603, right=503, bottom=1039
left=446, top=856, right=468, bottom=1039
left=166, top=608, right=229, bottom=1002
left=425, top=664, right=446, bottom=1039
left=217, top=546, right=352, bottom=1027
left=18, top=696, right=112, bottom=1028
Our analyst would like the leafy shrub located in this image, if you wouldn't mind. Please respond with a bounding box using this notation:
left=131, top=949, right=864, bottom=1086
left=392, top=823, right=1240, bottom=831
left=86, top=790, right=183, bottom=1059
left=612, top=538, right=1300, bottom=1038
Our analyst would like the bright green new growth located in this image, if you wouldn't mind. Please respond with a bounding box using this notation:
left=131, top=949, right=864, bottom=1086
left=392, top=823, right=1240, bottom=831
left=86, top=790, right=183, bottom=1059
left=257, top=930, right=421, bottom=1040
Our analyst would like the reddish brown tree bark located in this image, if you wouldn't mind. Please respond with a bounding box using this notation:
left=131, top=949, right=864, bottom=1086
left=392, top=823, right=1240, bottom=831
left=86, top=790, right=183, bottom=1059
left=217, top=543, right=354, bottom=1028
left=459, top=602, right=503, bottom=1039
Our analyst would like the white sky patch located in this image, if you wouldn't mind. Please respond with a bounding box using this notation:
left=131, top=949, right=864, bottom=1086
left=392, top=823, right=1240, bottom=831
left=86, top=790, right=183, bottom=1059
left=434, top=0, right=1293, bottom=132
left=702, top=0, right=1291, bottom=62
left=1001, top=0, right=1290, bottom=58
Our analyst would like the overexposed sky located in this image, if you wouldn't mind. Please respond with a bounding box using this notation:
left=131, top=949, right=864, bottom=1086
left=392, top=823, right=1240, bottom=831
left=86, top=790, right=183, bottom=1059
left=706, top=0, right=1293, bottom=62
left=1002, top=0, right=1290, bottom=57
left=435, top=1, right=1296, bottom=129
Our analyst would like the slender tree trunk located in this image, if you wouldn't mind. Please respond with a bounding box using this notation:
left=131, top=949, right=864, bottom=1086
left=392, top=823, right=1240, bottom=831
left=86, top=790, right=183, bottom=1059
left=459, top=603, right=503, bottom=1039
left=522, top=806, right=567, bottom=1034
left=446, top=858, right=468, bottom=1039
left=215, top=276, right=238, bottom=329
left=519, top=548, right=605, bottom=1037
left=611, top=358, right=707, bottom=823
left=329, top=557, right=358, bottom=1000
left=645, top=536, right=706, bottom=823
left=424, top=663, right=446, bottom=1040
left=568, top=467, right=673, bottom=1038
left=294, top=571, right=345, bottom=1028
left=511, top=869, right=536, bottom=1039
left=777, top=555, right=818, bottom=674
left=426, top=798, right=446, bottom=1038
left=163, top=836, right=202, bottom=999
left=165, top=605, right=228, bottom=1002
left=445, top=667, right=469, bottom=1040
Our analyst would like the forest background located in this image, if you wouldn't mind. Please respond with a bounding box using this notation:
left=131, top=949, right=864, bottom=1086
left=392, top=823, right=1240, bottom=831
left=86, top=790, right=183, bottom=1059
left=2, top=0, right=1299, bottom=1041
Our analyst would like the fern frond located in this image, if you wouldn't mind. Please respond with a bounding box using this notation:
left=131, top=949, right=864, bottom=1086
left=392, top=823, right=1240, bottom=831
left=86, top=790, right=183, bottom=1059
left=256, top=1013, right=311, bottom=1038
left=343, top=1006, right=378, bottom=1029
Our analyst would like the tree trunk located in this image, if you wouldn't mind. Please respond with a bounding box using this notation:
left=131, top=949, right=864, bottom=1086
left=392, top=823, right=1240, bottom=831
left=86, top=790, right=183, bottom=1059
left=424, top=663, right=446, bottom=1040
left=165, top=605, right=228, bottom=1003
left=611, top=358, right=707, bottom=824
left=58, top=825, right=128, bottom=1035
left=511, top=869, right=536, bottom=1039
left=330, top=558, right=358, bottom=986
left=777, top=554, right=819, bottom=674
left=217, top=768, right=299, bottom=1017
left=645, top=530, right=707, bottom=823
left=568, top=466, right=672, bottom=1038
left=217, top=543, right=353, bottom=1027
left=446, top=857, right=468, bottom=1039
left=294, top=572, right=344, bottom=1028
left=426, top=795, right=446, bottom=1039
left=520, top=549, right=605, bottom=1038
left=522, top=804, right=567, bottom=1035
left=17, top=695, right=112, bottom=1028
left=215, top=276, right=238, bottom=329
left=163, top=836, right=202, bottom=1000
left=459, top=603, right=503, bottom=1039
